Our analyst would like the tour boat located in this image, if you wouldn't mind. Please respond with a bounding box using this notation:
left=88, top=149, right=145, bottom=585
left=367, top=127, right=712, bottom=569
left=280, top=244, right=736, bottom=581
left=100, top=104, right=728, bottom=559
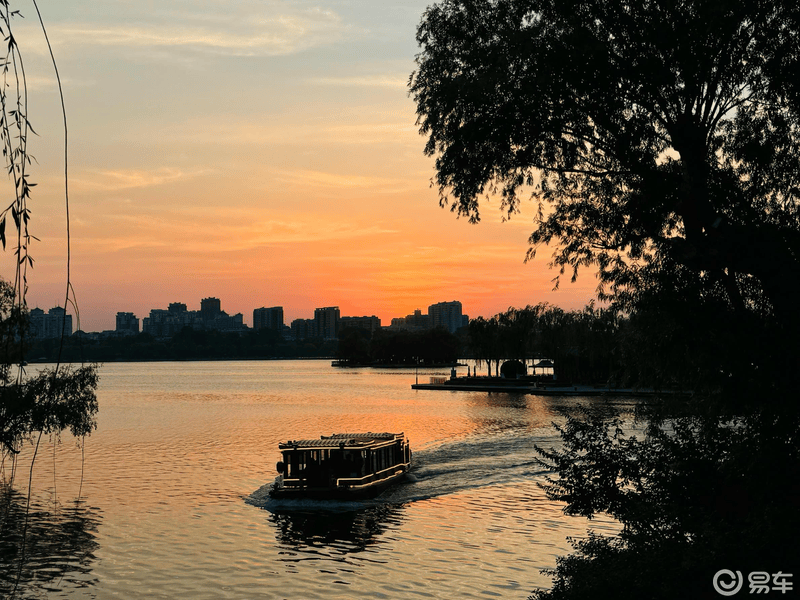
left=269, top=432, right=412, bottom=500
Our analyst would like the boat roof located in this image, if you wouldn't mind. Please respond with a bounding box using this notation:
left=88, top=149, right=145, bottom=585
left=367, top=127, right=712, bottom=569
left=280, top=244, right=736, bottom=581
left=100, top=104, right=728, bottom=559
left=278, top=432, right=405, bottom=450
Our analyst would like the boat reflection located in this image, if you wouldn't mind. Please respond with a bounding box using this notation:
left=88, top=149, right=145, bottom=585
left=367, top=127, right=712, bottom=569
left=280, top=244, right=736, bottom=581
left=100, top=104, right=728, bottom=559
left=0, top=485, right=101, bottom=598
left=268, top=502, right=405, bottom=556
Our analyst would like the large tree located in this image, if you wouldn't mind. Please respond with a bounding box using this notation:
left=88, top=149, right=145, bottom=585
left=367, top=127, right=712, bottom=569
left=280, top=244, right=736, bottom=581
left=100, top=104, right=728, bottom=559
left=411, top=0, right=800, bottom=391
left=411, top=2, right=800, bottom=597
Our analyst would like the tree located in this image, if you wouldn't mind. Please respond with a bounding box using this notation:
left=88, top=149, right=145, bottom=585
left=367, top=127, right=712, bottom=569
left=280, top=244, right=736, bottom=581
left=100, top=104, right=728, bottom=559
left=0, top=6, right=100, bottom=594
left=337, top=326, right=372, bottom=365
left=467, top=316, right=500, bottom=375
left=411, top=2, right=800, bottom=597
left=531, top=407, right=800, bottom=600
left=411, top=0, right=800, bottom=397
left=0, top=5, right=98, bottom=481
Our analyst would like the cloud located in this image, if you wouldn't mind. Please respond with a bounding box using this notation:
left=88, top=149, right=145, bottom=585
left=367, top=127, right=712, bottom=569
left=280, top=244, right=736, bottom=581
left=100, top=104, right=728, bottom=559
left=45, top=7, right=348, bottom=57
left=72, top=206, right=399, bottom=256
left=156, top=117, right=419, bottom=149
left=309, top=75, right=408, bottom=89
left=72, top=167, right=209, bottom=192
left=270, top=168, right=413, bottom=192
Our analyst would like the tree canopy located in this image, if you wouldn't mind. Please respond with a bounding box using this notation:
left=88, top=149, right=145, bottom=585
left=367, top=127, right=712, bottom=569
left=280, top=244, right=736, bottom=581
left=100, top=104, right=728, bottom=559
left=411, top=0, right=800, bottom=376
left=466, top=304, right=621, bottom=383
left=412, top=2, right=800, bottom=597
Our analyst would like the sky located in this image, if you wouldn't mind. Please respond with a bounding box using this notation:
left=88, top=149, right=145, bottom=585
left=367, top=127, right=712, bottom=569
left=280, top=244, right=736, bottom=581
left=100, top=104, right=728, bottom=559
left=5, top=0, right=599, bottom=332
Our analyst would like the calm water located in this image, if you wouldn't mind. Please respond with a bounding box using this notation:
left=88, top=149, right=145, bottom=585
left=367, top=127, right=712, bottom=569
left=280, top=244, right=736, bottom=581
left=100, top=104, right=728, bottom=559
left=0, top=360, right=634, bottom=599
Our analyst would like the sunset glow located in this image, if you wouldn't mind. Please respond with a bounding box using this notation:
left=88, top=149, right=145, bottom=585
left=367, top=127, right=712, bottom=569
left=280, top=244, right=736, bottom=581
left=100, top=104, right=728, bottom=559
left=7, top=0, right=598, bottom=331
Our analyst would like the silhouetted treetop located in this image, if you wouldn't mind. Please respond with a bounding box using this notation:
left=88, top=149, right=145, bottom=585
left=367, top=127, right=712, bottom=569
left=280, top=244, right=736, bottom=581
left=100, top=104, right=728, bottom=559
left=413, top=4, right=800, bottom=596
left=411, top=0, right=800, bottom=323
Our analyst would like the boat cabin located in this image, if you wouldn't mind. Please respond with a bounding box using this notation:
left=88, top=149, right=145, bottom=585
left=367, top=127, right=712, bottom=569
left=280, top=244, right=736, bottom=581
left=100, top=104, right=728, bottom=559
left=271, top=432, right=411, bottom=499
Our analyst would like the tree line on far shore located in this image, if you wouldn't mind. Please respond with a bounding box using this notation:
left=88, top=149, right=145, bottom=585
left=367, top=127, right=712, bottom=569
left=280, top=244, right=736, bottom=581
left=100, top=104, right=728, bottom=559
left=464, top=303, right=621, bottom=384
left=337, top=302, right=667, bottom=388
left=25, top=327, right=339, bottom=363
left=25, top=299, right=695, bottom=390
left=28, top=303, right=629, bottom=386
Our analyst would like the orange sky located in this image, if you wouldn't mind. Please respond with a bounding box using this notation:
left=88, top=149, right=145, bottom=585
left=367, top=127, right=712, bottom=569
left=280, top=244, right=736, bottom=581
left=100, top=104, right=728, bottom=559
left=3, top=1, right=599, bottom=332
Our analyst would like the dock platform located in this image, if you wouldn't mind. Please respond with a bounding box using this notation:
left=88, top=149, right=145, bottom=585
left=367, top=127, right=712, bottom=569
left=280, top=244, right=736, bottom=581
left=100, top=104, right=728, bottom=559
left=411, top=378, right=668, bottom=397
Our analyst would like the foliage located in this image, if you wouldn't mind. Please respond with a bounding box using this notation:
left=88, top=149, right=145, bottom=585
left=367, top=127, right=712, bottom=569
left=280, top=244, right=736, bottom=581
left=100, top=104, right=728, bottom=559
left=0, top=3, right=98, bottom=479
left=336, top=327, right=372, bottom=365
left=467, top=304, right=622, bottom=383
left=370, top=327, right=461, bottom=365
left=337, top=327, right=461, bottom=366
left=0, top=278, right=98, bottom=457
left=29, top=328, right=341, bottom=362
left=531, top=404, right=800, bottom=600
left=0, top=362, right=98, bottom=455
left=411, top=0, right=800, bottom=398
left=411, top=1, right=800, bottom=597
left=0, top=1, right=37, bottom=292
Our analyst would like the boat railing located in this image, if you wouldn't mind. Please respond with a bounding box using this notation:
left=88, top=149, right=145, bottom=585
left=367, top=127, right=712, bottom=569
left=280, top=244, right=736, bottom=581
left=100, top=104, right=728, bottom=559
left=335, top=461, right=411, bottom=489
left=279, top=460, right=411, bottom=489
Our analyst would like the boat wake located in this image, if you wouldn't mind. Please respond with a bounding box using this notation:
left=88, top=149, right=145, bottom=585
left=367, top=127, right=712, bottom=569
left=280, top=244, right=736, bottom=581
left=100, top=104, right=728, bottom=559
left=247, top=429, right=559, bottom=511
left=244, top=430, right=574, bottom=559
left=382, top=430, right=556, bottom=503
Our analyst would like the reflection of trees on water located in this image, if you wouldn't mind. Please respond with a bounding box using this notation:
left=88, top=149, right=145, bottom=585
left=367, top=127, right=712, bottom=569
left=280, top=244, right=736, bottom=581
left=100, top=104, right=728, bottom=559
left=542, top=395, right=640, bottom=420
left=270, top=502, right=404, bottom=556
left=0, top=485, right=101, bottom=598
left=464, top=391, right=641, bottom=436
left=466, top=392, right=615, bottom=437
left=465, top=392, right=532, bottom=435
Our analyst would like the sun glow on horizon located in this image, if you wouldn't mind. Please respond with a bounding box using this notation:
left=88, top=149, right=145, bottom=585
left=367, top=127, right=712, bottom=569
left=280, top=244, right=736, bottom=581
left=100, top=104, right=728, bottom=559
left=6, top=0, right=600, bottom=332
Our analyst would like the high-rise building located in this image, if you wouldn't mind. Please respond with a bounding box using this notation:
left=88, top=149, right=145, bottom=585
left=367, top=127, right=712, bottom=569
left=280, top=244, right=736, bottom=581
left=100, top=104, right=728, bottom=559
left=340, top=315, right=381, bottom=335
left=290, top=318, right=315, bottom=340
left=143, top=302, right=201, bottom=337
left=407, top=309, right=431, bottom=330
left=143, top=309, right=184, bottom=337
left=142, top=298, right=244, bottom=337
left=28, top=306, right=72, bottom=339
left=388, top=309, right=432, bottom=331
left=428, top=301, right=464, bottom=334
left=314, top=306, right=340, bottom=340
left=201, top=297, right=221, bottom=321
left=168, top=302, right=187, bottom=313
left=116, top=312, right=139, bottom=334
left=253, top=306, right=284, bottom=331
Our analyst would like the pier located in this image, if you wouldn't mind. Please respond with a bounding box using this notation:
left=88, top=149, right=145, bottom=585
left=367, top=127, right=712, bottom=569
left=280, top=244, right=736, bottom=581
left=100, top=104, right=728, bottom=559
left=411, top=376, right=671, bottom=397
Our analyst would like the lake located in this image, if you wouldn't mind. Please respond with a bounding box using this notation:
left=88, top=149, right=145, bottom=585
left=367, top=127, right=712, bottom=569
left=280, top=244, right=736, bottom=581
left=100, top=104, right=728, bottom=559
left=1, top=360, right=633, bottom=599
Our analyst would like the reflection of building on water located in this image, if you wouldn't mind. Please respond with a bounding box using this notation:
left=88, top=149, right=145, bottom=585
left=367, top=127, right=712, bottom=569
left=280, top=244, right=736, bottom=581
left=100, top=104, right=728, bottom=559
left=0, top=484, right=101, bottom=597
left=269, top=503, right=404, bottom=555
